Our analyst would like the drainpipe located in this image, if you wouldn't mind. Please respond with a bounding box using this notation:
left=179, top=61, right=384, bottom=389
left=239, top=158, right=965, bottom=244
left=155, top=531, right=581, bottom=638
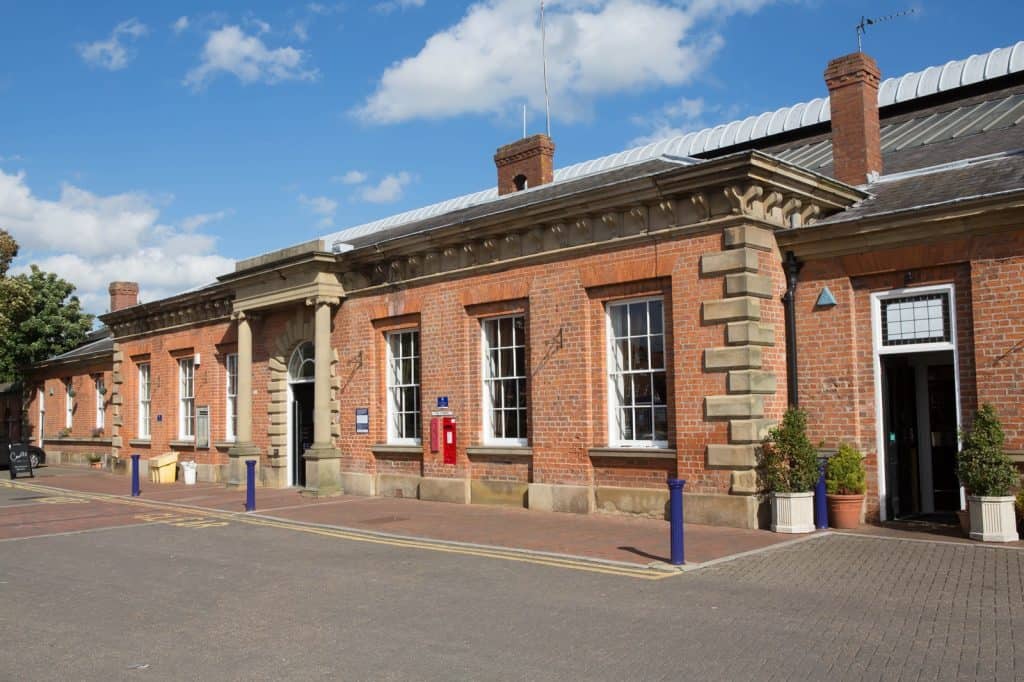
left=782, top=250, right=803, bottom=408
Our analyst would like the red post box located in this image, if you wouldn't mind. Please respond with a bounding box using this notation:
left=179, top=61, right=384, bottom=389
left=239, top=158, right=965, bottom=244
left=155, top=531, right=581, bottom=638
left=442, top=417, right=457, bottom=465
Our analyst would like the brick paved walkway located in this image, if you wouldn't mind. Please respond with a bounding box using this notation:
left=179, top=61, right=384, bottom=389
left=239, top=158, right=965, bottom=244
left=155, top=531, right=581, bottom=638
left=15, top=466, right=791, bottom=565
left=689, top=534, right=1024, bottom=680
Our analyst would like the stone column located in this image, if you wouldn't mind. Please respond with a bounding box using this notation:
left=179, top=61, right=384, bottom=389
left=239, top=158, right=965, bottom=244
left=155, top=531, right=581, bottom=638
left=228, top=311, right=260, bottom=486
left=301, top=296, right=343, bottom=496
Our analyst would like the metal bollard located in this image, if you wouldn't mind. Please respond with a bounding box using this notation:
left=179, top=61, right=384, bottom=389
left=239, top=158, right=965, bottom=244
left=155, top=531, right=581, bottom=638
left=131, top=454, right=141, bottom=497
left=814, top=457, right=828, bottom=529
left=245, top=460, right=256, bottom=512
left=668, top=478, right=686, bottom=565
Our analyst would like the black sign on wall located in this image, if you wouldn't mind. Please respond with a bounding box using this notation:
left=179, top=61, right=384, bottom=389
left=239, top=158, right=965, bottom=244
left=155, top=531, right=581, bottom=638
left=9, top=445, right=33, bottom=480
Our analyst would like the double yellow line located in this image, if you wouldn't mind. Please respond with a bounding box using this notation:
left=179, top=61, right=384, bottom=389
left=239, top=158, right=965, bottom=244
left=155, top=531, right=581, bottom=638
left=5, top=479, right=679, bottom=581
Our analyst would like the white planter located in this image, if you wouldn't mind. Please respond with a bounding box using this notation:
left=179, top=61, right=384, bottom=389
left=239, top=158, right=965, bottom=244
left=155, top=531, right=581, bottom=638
left=771, top=491, right=815, bottom=533
left=967, top=495, right=1020, bottom=543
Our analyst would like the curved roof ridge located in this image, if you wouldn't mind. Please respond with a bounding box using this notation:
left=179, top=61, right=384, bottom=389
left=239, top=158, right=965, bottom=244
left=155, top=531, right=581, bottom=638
left=325, top=40, right=1024, bottom=249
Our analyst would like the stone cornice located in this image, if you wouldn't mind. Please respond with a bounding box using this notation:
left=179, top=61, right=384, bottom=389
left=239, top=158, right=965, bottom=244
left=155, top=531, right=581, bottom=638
left=776, top=189, right=1024, bottom=260
left=103, top=294, right=234, bottom=341
left=337, top=153, right=864, bottom=294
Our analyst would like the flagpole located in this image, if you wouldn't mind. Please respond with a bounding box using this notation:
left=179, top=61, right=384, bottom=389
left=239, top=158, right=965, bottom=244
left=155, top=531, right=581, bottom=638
left=540, top=0, right=551, bottom=138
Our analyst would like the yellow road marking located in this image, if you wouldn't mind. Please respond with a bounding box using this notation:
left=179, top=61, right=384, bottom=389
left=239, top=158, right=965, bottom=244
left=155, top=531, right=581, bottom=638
left=5, top=480, right=677, bottom=580
left=36, top=496, right=89, bottom=505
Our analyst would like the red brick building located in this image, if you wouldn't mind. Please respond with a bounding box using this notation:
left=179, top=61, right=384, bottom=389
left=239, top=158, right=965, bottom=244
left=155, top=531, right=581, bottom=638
left=29, top=43, right=1024, bottom=528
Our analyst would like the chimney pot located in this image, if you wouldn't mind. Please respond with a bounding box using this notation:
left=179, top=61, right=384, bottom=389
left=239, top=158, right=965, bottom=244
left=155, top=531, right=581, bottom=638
left=494, top=134, right=555, bottom=196
left=108, top=281, right=139, bottom=312
left=825, top=52, right=883, bottom=186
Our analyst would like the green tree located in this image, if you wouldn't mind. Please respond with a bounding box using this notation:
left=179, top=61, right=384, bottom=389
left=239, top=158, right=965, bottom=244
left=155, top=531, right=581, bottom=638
left=0, top=229, right=94, bottom=382
left=760, top=408, right=820, bottom=493
left=958, top=404, right=1018, bottom=497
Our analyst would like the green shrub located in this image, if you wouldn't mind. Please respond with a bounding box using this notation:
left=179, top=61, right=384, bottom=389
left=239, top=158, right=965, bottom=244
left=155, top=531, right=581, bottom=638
left=958, top=404, right=1017, bottom=497
left=759, top=408, right=819, bottom=493
left=825, top=443, right=866, bottom=495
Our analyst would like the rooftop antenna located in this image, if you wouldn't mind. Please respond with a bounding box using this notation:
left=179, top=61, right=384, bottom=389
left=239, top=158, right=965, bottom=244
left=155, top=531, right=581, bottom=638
left=857, top=8, right=916, bottom=52
left=540, top=0, right=551, bottom=137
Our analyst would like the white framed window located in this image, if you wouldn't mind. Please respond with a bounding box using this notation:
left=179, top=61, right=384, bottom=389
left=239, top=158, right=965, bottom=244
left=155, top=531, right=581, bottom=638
left=386, top=331, right=420, bottom=444
left=226, top=354, right=238, bottom=442
left=95, top=376, right=105, bottom=430
left=607, top=297, right=668, bottom=447
left=178, top=358, right=195, bottom=440
left=481, top=315, right=527, bottom=445
left=874, top=287, right=954, bottom=353
left=64, top=379, right=73, bottom=429
left=138, top=363, right=151, bottom=439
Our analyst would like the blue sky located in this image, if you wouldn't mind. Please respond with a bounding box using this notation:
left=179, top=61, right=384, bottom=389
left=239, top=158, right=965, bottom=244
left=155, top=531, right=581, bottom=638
left=1, top=0, right=1022, bottom=313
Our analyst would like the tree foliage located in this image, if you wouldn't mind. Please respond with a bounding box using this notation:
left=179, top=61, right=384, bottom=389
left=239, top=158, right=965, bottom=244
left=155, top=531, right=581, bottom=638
left=825, top=443, right=867, bottom=495
left=0, top=229, right=94, bottom=382
left=958, top=404, right=1018, bottom=497
left=760, top=408, right=820, bottom=493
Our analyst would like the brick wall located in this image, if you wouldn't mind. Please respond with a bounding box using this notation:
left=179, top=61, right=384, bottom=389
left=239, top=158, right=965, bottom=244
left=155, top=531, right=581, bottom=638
left=116, top=321, right=235, bottom=465
left=24, top=361, right=114, bottom=458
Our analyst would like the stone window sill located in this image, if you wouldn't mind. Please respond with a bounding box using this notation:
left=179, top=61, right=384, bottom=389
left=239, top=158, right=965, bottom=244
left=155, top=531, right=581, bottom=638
left=588, top=447, right=676, bottom=460
left=169, top=439, right=207, bottom=450
left=467, top=446, right=533, bottom=458
left=371, top=444, right=423, bottom=456
left=128, top=439, right=152, bottom=447
left=213, top=441, right=235, bottom=450
left=1009, top=450, right=1024, bottom=464
left=44, top=437, right=113, bottom=446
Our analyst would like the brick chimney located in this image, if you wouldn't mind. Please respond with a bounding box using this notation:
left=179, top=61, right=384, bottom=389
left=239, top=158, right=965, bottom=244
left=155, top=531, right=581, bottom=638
left=825, top=52, right=883, bottom=185
left=108, top=281, right=139, bottom=312
left=494, top=134, right=555, bottom=196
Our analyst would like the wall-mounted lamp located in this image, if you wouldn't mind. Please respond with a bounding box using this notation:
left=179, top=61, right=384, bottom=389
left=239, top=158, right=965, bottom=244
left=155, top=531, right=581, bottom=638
left=194, top=352, right=202, bottom=366
left=815, top=287, right=837, bottom=308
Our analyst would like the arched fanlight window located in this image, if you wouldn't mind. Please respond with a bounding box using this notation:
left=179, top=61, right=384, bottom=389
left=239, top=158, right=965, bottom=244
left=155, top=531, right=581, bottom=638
left=288, top=342, right=316, bottom=383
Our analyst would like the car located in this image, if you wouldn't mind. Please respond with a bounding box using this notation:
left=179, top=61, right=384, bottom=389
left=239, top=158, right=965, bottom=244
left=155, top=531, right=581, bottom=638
left=0, top=438, right=46, bottom=469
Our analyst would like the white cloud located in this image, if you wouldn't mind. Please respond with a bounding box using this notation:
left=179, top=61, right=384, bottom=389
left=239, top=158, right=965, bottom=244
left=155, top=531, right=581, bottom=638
left=359, top=172, right=413, bottom=203
left=373, top=0, right=427, bottom=14
left=0, top=154, right=23, bottom=162
left=299, top=194, right=338, bottom=228
left=0, top=169, right=234, bottom=314
left=293, top=21, right=310, bottom=42
left=356, top=0, right=774, bottom=124
left=184, top=25, right=318, bottom=89
left=172, top=16, right=190, bottom=34
left=76, top=18, right=149, bottom=71
left=333, top=170, right=368, bottom=185
left=628, top=96, right=741, bottom=146
left=180, top=209, right=233, bottom=231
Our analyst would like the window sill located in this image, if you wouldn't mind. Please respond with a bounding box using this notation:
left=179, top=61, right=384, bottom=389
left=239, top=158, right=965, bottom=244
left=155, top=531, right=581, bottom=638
left=1009, top=450, right=1024, bottom=464
left=467, top=446, right=533, bottom=458
left=128, top=439, right=152, bottom=447
left=44, top=436, right=113, bottom=446
left=169, top=439, right=203, bottom=449
left=588, top=447, right=676, bottom=460
left=213, top=441, right=235, bottom=450
left=372, top=444, right=423, bottom=456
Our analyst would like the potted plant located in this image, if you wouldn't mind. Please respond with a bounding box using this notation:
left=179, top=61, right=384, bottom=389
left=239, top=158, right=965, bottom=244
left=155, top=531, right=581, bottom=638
left=958, top=404, right=1019, bottom=542
left=88, top=453, right=103, bottom=469
left=57, top=427, right=71, bottom=439
left=825, top=443, right=866, bottom=528
left=760, top=408, right=819, bottom=533
left=91, top=427, right=104, bottom=438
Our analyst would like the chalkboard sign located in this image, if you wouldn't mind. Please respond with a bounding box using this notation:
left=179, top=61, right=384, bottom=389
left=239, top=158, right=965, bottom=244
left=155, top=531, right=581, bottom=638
left=9, top=445, right=33, bottom=480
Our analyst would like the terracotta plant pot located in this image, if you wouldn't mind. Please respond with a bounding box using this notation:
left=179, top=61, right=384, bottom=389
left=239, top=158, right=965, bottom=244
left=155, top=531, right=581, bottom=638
left=827, top=493, right=864, bottom=529
left=90, top=461, right=102, bottom=469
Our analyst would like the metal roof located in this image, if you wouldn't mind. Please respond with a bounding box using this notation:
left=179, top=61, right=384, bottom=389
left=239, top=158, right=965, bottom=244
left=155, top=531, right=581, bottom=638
left=776, top=91, right=1024, bottom=172
left=322, top=41, right=1024, bottom=251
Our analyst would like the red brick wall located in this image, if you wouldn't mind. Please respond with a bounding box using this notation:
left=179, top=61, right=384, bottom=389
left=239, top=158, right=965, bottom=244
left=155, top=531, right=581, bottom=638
left=117, top=321, right=235, bottom=465
left=24, top=362, right=113, bottom=456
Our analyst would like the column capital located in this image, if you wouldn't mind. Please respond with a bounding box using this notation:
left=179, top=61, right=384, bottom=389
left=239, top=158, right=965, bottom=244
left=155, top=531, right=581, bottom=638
left=305, top=296, right=341, bottom=308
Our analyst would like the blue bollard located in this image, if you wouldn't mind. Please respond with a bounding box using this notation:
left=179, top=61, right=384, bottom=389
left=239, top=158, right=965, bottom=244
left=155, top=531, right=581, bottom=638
left=245, top=460, right=256, bottom=512
left=814, top=457, right=828, bottom=529
left=668, top=478, right=686, bottom=565
left=130, top=454, right=141, bottom=497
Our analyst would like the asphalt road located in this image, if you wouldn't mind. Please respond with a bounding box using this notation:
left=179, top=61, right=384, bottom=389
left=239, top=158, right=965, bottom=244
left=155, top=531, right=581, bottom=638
left=1, top=483, right=1023, bottom=680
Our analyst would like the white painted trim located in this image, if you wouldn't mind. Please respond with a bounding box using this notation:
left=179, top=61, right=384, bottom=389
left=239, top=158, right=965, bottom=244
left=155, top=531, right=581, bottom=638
left=286, top=382, right=294, bottom=487
left=605, top=296, right=669, bottom=449
left=871, top=283, right=962, bottom=521
left=37, top=388, right=44, bottom=447
left=480, top=314, right=528, bottom=447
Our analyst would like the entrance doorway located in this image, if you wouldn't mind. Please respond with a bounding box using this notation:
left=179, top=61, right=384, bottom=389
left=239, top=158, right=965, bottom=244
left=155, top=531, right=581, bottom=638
left=873, top=284, right=962, bottom=521
left=291, top=383, right=313, bottom=487
left=287, top=341, right=316, bottom=488
left=881, top=352, right=959, bottom=518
